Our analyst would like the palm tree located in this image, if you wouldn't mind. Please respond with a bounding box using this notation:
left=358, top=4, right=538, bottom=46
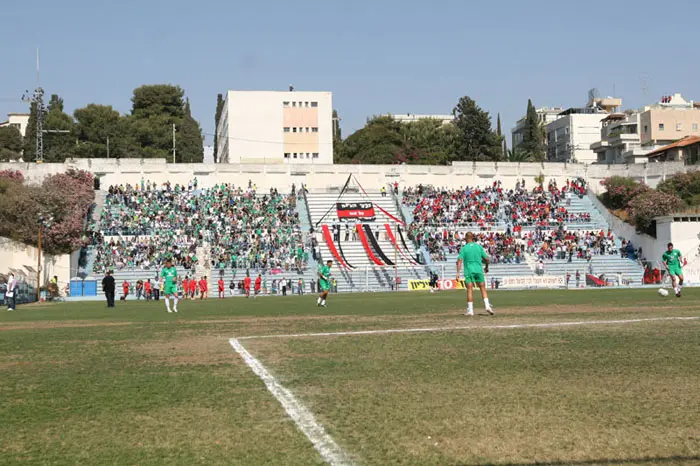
left=506, top=148, right=532, bottom=162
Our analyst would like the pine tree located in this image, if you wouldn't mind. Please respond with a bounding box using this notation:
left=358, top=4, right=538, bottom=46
left=214, top=93, right=224, bottom=163
left=332, top=109, right=342, bottom=159
left=521, top=99, right=545, bottom=162
left=496, top=113, right=503, bottom=157
left=177, top=99, right=204, bottom=163
left=23, top=101, right=41, bottom=160
left=452, top=96, right=501, bottom=161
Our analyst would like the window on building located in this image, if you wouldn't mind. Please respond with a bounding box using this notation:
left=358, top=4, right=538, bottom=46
left=313, top=153, right=319, bottom=158
left=304, top=102, right=309, bottom=107
left=284, top=153, right=290, bottom=158
left=284, top=127, right=290, bottom=132
left=306, top=153, right=310, bottom=158
left=292, top=102, right=297, bottom=107
left=292, top=127, right=297, bottom=133
left=312, top=127, right=319, bottom=133
left=693, top=123, right=698, bottom=131
left=293, top=153, right=297, bottom=158
left=659, top=123, right=664, bottom=131
left=644, top=125, right=648, bottom=133
left=676, top=123, right=683, bottom=131
left=311, top=102, right=318, bottom=108
left=283, top=101, right=290, bottom=107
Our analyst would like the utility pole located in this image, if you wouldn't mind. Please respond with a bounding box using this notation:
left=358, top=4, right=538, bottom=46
left=172, top=124, right=176, bottom=163
left=37, top=224, right=42, bottom=302
left=106, top=136, right=110, bottom=159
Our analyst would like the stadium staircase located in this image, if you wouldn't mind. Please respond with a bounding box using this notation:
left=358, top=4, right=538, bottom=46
left=539, top=195, right=645, bottom=285
left=82, top=190, right=106, bottom=278
left=305, top=191, right=430, bottom=293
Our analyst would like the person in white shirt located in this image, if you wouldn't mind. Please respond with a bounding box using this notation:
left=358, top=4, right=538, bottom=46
left=6, top=272, right=17, bottom=311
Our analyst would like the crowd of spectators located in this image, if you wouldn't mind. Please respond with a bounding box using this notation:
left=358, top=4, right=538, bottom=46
left=92, top=179, right=306, bottom=273
left=402, top=177, right=639, bottom=265
left=403, top=178, right=590, bottom=229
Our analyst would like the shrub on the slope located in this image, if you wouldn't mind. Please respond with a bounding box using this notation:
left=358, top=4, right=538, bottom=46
left=628, top=190, right=684, bottom=233
left=599, top=176, right=649, bottom=210
left=656, top=171, right=700, bottom=208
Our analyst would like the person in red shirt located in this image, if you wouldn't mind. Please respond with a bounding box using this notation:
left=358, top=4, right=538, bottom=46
left=198, top=276, right=208, bottom=300
left=254, top=274, right=262, bottom=298
left=243, top=274, right=251, bottom=298
left=189, top=278, right=197, bottom=299
left=144, top=279, right=152, bottom=300
left=182, top=277, right=190, bottom=300
left=121, top=280, right=129, bottom=301
left=218, top=278, right=225, bottom=299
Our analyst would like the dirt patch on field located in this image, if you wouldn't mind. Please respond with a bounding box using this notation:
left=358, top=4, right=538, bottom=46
left=132, top=335, right=234, bottom=366
left=0, top=321, right=134, bottom=331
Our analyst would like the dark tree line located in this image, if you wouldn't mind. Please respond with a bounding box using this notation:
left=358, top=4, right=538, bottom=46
left=1, top=85, right=204, bottom=163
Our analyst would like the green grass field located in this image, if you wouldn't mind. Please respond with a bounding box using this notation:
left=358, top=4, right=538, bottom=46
left=1, top=289, right=699, bottom=465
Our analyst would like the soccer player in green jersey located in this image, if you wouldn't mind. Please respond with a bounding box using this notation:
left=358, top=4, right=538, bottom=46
left=662, top=242, right=684, bottom=297
left=456, top=232, right=494, bottom=316
left=316, top=260, right=332, bottom=307
left=160, top=258, right=179, bottom=313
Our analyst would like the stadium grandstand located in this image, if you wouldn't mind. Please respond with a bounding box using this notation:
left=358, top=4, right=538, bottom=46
left=72, top=172, right=653, bottom=297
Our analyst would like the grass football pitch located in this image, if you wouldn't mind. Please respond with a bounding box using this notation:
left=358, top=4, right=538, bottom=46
left=1, top=289, right=699, bottom=465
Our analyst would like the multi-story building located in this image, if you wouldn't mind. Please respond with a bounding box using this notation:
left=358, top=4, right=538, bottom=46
left=511, top=107, right=563, bottom=150
left=0, top=113, right=30, bottom=137
left=388, top=113, right=453, bottom=125
left=546, top=96, right=621, bottom=164
left=591, top=113, right=647, bottom=164
left=638, top=93, right=700, bottom=149
left=591, top=93, right=700, bottom=164
left=216, top=90, right=333, bottom=164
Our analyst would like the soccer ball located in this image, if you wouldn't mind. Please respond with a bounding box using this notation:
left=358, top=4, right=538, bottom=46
left=657, top=288, right=669, bottom=297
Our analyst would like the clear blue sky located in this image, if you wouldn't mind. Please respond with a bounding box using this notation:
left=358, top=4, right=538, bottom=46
left=2, top=0, right=699, bottom=146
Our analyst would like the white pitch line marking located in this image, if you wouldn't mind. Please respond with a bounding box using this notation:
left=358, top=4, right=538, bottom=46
left=237, top=316, right=700, bottom=341
left=229, top=338, right=352, bottom=466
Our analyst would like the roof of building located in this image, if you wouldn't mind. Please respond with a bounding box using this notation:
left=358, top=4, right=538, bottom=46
left=647, top=136, right=700, bottom=158
left=601, top=113, right=626, bottom=122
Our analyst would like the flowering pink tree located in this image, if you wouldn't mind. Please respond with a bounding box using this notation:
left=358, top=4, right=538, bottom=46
left=0, top=169, right=24, bottom=183
left=599, top=176, right=649, bottom=210
left=0, top=169, right=94, bottom=255
left=628, top=190, right=684, bottom=233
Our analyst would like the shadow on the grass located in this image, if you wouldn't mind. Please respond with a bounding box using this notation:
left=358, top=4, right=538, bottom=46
left=471, top=455, right=700, bottom=465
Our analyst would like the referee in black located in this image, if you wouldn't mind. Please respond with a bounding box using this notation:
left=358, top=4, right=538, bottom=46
left=102, top=270, right=116, bottom=308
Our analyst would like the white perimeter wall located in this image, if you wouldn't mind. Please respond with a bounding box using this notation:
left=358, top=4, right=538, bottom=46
left=0, top=159, right=686, bottom=193
left=0, top=237, right=74, bottom=291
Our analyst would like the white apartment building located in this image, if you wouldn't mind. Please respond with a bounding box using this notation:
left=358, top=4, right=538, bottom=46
left=546, top=96, right=621, bottom=164
left=547, top=109, right=609, bottom=163
left=0, top=113, right=30, bottom=137
left=511, top=107, right=563, bottom=150
left=216, top=90, right=333, bottom=164
left=388, top=113, right=453, bottom=125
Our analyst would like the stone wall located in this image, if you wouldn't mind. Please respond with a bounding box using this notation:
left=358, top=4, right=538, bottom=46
left=0, top=159, right=687, bottom=192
